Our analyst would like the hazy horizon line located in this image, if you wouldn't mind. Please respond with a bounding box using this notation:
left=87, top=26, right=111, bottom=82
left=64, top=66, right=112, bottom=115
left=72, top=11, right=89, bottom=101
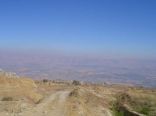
left=0, top=48, right=156, bottom=60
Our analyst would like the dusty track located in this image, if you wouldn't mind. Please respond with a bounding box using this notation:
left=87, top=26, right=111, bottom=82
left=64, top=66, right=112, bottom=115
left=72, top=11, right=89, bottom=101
left=23, top=91, right=70, bottom=116
left=22, top=89, right=112, bottom=116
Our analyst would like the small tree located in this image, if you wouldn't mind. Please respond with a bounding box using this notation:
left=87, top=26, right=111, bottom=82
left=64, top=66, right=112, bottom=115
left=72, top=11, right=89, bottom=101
left=72, top=80, right=81, bottom=86
left=43, top=79, right=48, bottom=83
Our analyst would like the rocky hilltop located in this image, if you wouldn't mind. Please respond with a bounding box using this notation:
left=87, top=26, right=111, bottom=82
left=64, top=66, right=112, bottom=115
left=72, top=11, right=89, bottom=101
left=0, top=70, right=156, bottom=116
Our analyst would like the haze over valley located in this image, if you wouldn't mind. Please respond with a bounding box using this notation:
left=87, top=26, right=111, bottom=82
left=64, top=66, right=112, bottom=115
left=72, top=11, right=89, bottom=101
left=0, top=51, right=156, bottom=88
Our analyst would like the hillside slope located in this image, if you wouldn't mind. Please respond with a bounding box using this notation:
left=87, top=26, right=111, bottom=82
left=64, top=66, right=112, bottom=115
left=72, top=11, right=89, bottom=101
left=0, top=70, right=156, bottom=116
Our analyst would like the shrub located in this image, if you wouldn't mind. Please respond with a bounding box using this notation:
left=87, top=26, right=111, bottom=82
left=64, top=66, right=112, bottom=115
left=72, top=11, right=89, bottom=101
left=43, top=79, right=48, bottom=83
left=139, top=107, right=150, bottom=115
left=69, top=88, right=80, bottom=97
left=72, top=80, right=81, bottom=86
left=2, top=97, right=13, bottom=101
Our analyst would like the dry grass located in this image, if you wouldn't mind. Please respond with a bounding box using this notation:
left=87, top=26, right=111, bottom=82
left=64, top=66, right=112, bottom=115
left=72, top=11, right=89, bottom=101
left=0, top=76, right=156, bottom=116
left=0, top=75, right=43, bottom=104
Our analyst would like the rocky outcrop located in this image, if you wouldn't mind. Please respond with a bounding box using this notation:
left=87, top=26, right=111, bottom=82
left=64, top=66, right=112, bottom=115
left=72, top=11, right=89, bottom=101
left=0, top=69, right=19, bottom=78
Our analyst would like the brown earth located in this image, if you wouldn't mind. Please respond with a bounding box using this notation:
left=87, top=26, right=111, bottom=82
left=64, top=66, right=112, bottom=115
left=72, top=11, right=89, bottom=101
left=0, top=72, right=156, bottom=116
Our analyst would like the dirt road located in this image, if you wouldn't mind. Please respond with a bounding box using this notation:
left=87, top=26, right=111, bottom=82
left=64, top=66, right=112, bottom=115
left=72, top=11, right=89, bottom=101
left=0, top=89, right=112, bottom=116
left=23, top=90, right=70, bottom=116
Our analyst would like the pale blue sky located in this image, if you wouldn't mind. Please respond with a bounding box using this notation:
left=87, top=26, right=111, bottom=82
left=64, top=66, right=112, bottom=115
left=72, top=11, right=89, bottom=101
left=0, top=0, right=156, bottom=58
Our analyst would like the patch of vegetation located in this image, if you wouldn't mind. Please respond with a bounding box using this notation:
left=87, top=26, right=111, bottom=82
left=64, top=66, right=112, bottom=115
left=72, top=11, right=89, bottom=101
left=43, top=79, right=48, bottom=83
left=138, top=106, right=150, bottom=115
left=111, top=92, right=156, bottom=116
left=135, top=105, right=151, bottom=116
left=112, top=106, right=124, bottom=116
left=72, top=80, right=81, bottom=86
left=2, top=97, right=13, bottom=101
left=112, top=92, right=149, bottom=116
left=69, top=88, right=79, bottom=97
left=131, top=97, right=154, bottom=115
left=116, top=92, right=132, bottom=104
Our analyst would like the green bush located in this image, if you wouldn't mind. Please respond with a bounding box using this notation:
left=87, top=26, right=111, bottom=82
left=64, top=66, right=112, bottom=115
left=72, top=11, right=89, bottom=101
left=112, top=106, right=124, bottom=116
left=139, top=107, right=150, bottom=115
